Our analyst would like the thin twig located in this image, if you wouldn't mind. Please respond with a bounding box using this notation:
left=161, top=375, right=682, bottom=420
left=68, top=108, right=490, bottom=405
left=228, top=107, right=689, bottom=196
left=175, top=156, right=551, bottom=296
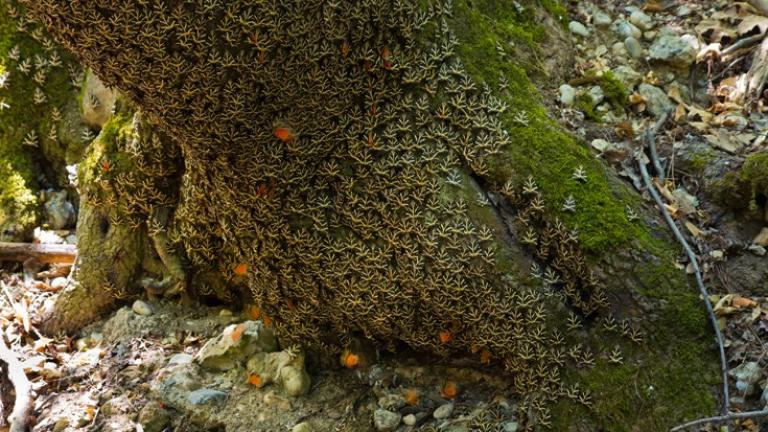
left=644, top=116, right=667, bottom=183
left=670, top=409, right=768, bottom=431
left=637, top=112, right=730, bottom=416
left=722, top=32, right=766, bottom=57
left=0, top=336, right=32, bottom=432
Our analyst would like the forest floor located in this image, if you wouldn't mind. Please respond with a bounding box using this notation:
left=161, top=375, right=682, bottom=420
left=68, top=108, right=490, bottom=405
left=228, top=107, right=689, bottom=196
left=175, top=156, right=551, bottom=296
left=2, top=0, right=768, bottom=431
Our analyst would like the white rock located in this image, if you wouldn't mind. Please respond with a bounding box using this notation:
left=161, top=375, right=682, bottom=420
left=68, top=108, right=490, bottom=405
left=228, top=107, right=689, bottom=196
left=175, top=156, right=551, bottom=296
left=593, top=11, right=612, bottom=27
left=292, top=423, right=311, bottom=432
left=624, top=37, right=643, bottom=59
left=65, top=234, right=77, bottom=244
left=402, top=414, right=417, bottom=426
left=558, top=84, right=576, bottom=106
left=51, top=277, right=68, bottom=291
left=591, top=139, right=612, bottom=152
left=676, top=5, right=693, bottom=17
left=373, top=409, right=401, bottom=432
left=612, top=65, right=642, bottom=87
left=588, top=86, right=605, bottom=105
left=433, top=403, right=454, bottom=419
left=611, top=42, right=628, bottom=57
left=132, top=300, right=153, bottom=316
left=629, top=10, right=654, bottom=31
left=638, top=84, right=674, bottom=117
left=649, top=34, right=697, bottom=67
left=611, top=19, right=642, bottom=39
left=753, top=228, right=768, bottom=247
left=569, top=21, right=590, bottom=37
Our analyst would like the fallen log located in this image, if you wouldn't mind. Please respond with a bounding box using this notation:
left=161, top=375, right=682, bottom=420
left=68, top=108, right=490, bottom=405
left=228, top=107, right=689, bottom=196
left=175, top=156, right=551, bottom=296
left=0, top=242, right=77, bottom=265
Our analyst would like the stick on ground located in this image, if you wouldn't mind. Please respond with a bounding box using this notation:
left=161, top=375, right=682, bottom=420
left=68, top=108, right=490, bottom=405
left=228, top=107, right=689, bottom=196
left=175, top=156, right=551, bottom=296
left=0, top=242, right=77, bottom=265
left=637, top=112, right=730, bottom=416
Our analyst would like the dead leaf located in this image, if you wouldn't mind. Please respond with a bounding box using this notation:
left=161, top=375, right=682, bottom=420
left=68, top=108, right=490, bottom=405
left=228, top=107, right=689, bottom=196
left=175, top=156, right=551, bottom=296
left=704, top=129, right=754, bottom=153
left=685, top=221, right=704, bottom=238
left=733, top=295, right=758, bottom=308
left=737, top=14, right=768, bottom=36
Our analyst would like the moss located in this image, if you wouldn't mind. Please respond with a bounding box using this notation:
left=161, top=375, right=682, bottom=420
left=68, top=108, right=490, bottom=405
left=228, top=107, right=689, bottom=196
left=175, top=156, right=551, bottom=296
left=452, top=0, right=719, bottom=427
left=688, top=148, right=716, bottom=174
left=598, top=71, right=629, bottom=110
left=574, top=93, right=601, bottom=121
left=741, top=152, right=768, bottom=210
left=0, top=157, right=38, bottom=238
left=0, top=1, right=83, bottom=235
left=707, top=152, right=768, bottom=212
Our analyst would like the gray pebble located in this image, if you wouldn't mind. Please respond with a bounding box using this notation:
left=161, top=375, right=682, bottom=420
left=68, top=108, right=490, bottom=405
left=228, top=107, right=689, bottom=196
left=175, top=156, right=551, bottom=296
left=132, top=300, right=153, bottom=316
left=624, top=37, right=643, bottom=59
left=433, top=403, right=454, bottom=419
left=558, top=84, right=576, bottom=106
left=569, top=21, right=590, bottom=37
left=187, top=388, right=228, bottom=405
left=373, top=409, right=401, bottom=432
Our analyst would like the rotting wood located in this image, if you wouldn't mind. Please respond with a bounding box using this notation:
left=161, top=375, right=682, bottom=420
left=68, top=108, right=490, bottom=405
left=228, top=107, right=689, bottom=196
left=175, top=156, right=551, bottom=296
left=0, top=242, right=77, bottom=265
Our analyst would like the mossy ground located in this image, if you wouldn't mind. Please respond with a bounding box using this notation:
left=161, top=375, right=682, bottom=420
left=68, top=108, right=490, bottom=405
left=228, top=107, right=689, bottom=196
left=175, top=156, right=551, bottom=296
left=448, top=0, right=718, bottom=428
left=0, top=1, right=81, bottom=237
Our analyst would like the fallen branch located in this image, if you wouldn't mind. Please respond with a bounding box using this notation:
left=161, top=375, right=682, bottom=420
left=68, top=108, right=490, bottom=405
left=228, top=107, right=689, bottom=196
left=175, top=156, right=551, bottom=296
left=670, top=409, right=768, bottom=431
left=721, top=32, right=765, bottom=58
left=0, top=336, right=32, bottom=432
left=637, top=112, right=730, bottom=416
left=0, top=242, right=77, bottom=265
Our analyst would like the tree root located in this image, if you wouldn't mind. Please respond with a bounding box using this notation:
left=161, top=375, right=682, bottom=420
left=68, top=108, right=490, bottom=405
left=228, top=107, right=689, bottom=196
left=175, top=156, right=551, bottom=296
left=0, top=336, right=32, bottom=432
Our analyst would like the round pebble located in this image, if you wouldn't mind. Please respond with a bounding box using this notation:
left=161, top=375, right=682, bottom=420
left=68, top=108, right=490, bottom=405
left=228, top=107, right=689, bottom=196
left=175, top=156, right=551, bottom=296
left=624, top=37, right=643, bottom=58
left=403, top=414, right=417, bottom=426
left=568, top=21, right=590, bottom=37
left=433, top=403, right=454, bottom=420
left=373, top=409, right=401, bottom=432
left=132, top=300, right=153, bottom=316
left=292, top=422, right=312, bottom=432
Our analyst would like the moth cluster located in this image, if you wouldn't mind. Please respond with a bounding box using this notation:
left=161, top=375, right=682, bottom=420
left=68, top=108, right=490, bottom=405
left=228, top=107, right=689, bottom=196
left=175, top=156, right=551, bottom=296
left=19, top=0, right=637, bottom=427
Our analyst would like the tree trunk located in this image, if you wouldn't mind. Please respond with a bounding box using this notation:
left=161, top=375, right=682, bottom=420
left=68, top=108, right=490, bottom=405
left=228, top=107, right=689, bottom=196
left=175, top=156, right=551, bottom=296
left=19, top=0, right=723, bottom=429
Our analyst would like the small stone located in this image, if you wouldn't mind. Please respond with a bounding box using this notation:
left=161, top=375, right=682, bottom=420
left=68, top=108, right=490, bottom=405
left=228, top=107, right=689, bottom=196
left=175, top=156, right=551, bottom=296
left=51, top=277, right=68, bottom=291
left=378, top=393, right=406, bottom=410
left=558, top=84, right=576, bottom=106
left=403, top=414, right=417, bottom=426
left=730, top=362, right=763, bottom=397
left=748, top=244, right=766, bottom=256
left=292, top=422, right=312, bottom=432
left=593, top=11, right=612, bottom=28
left=503, top=421, right=519, bottom=432
left=753, top=228, right=768, bottom=247
left=132, top=300, right=153, bottom=316
left=638, top=84, right=674, bottom=117
left=611, top=41, right=628, bottom=57
left=612, top=66, right=642, bottom=88
left=187, top=388, right=229, bottom=405
left=649, top=34, right=697, bottom=67
left=43, top=190, right=76, bottom=230
left=569, top=21, right=590, bottom=37
left=138, top=402, right=172, bottom=432
left=588, top=86, right=605, bottom=105
left=65, top=234, right=77, bottom=244
left=196, top=320, right=277, bottom=370
left=611, top=19, right=642, bottom=39
left=373, top=409, right=401, bottom=432
left=676, top=5, right=692, bottom=17
left=591, top=139, right=612, bottom=152
left=168, top=353, right=194, bottom=365
left=52, top=418, right=70, bottom=432
left=629, top=10, right=654, bottom=31
left=643, top=31, right=657, bottom=42
left=624, top=37, right=643, bottom=59
left=433, top=403, right=454, bottom=419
